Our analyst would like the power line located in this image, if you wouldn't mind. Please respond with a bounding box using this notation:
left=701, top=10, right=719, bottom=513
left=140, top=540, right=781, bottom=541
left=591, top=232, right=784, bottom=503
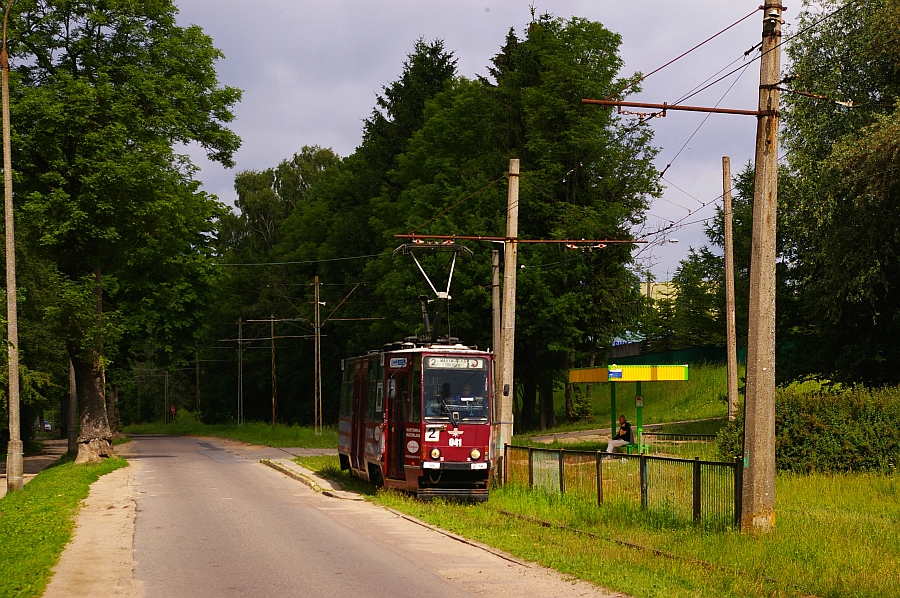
left=218, top=253, right=382, bottom=267
left=607, top=7, right=760, bottom=100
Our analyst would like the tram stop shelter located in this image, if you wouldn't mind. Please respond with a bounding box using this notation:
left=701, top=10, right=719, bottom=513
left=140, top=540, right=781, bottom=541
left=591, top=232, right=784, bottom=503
left=568, top=364, right=690, bottom=454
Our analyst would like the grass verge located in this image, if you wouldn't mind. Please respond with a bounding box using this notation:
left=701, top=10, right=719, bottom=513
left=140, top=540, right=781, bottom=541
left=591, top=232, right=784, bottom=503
left=298, top=454, right=899, bottom=598
left=0, top=456, right=127, bottom=598
left=123, top=417, right=337, bottom=449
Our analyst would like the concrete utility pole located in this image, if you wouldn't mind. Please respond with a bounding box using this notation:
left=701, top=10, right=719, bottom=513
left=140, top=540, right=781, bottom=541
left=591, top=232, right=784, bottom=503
left=742, top=1, right=783, bottom=534
left=3, top=0, right=22, bottom=493
left=723, top=157, right=739, bottom=422
left=498, top=159, right=519, bottom=453
left=491, top=249, right=502, bottom=424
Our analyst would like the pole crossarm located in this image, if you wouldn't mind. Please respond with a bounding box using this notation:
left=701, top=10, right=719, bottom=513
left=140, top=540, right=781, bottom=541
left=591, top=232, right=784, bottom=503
left=394, top=233, right=646, bottom=244
left=581, top=98, right=760, bottom=117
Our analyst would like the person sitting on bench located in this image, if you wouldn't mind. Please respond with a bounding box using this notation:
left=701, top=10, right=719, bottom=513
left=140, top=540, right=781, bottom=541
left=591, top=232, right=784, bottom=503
left=606, top=414, right=633, bottom=453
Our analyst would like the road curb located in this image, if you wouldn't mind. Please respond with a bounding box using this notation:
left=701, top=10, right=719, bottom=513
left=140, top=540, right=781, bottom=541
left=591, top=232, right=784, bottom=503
left=260, top=458, right=364, bottom=501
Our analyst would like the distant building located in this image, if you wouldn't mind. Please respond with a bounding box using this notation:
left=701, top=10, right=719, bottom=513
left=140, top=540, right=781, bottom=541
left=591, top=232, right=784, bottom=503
left=640, top=280, right=675, bottom=301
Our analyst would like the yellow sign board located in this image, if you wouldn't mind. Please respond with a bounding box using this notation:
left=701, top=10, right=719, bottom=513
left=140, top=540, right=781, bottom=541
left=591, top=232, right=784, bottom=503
left=568, top=364, right=689, bottom=383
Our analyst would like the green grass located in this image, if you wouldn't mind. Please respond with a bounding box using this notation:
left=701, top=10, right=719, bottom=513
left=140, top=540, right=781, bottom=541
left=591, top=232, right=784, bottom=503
left=123, top=413, right=338, bottom=449
left=299, top=453, right=899, bottom=598
left=0, top=456, right=127, bottom=598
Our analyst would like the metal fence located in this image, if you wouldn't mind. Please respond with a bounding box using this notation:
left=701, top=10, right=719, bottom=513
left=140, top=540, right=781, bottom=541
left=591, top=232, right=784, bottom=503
left=504, top=445, right=742, bottom=529
left=642, top=432, right=718, bottom=460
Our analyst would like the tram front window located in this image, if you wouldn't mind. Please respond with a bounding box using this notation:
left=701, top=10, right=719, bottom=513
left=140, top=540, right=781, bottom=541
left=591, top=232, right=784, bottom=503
left=423, top=356, right=489, bottom=423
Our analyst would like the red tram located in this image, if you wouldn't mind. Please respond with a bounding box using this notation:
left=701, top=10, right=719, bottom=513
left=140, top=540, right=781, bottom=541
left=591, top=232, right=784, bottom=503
left=338, top=340, right=495, bottom=501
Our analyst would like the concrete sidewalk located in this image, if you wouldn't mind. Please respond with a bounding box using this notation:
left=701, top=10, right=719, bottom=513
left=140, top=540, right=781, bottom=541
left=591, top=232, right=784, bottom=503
left=0, top=438, right=69, bottom=499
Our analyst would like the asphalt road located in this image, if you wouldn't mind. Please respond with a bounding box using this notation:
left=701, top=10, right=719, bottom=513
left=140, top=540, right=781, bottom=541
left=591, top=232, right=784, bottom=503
left=130, top=435, right=618, bottom=598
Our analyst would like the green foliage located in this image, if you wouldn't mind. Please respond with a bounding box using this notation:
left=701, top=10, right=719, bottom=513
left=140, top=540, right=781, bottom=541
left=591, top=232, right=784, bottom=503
left=0, top=458, right=127, bottom=598
left=717, top=384, right=900, bottom=472
left=5, top=0, right=241, bottom=442
left=780, top=0, right=900, bottom=385
left=190, top=16, right=659, bottom=431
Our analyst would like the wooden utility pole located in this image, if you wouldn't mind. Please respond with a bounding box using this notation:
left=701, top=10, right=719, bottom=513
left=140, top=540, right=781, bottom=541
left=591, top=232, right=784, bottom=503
left=498, top=159, right=519, bottom=452
left=237, top=318, right=243, bottom=426
left=136, top=368, right=141, bottom=424
left=491, top=249, right=502, bottom=424
left=314, top=276, right=323, bottom=435
left=3, top=0, right=22, bottom=493
left=742, top=1, right=783, bottom=534
left=723, top=157, right=739, bottom=422
left=270, top=315, right=277, bottom=427
left=164, top=370, right=169, bottom=424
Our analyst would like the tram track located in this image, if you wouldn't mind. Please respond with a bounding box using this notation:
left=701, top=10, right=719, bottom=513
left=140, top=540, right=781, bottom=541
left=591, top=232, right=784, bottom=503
left=494, top=509, right=820, bottom=598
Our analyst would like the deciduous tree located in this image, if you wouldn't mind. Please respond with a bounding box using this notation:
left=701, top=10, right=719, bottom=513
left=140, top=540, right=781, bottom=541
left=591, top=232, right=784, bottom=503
left=8, top=0, right=240, bottom=461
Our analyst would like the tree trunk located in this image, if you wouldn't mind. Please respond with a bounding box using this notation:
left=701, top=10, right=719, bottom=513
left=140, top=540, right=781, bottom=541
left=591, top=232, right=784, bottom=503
left=538, top=374, right=556, bottom=430
left=107, top=384, right=119, bottom=434
left=564, top=351, right=574, bottom=421
left=71, top=349, right=115, bottom=464
left=522, top=360, right=537, bottom=429
left=72, top=267, right=115, bottom=464
left=586, top=347, right=597, bottom=400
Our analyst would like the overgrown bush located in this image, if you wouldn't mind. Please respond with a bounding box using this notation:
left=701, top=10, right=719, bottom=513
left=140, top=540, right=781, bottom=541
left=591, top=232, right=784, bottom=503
left=717, top=385, right=900, bottom=472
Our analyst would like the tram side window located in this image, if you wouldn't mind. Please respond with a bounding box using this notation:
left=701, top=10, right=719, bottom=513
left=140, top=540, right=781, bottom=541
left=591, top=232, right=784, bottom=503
left=340, top=365, right=352, bottom=417
left=409, top=359, right=421, bottom=423
left=367, top=358, right=383, bottom=421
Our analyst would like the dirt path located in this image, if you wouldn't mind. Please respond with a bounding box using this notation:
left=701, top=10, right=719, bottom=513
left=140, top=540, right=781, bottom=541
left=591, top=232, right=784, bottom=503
left=42, top=442, right=142, bottom=598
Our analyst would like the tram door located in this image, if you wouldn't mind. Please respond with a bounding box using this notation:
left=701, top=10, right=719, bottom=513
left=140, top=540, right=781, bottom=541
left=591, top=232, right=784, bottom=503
left=351, top=364, right=368, bottom=471
left=387, top=374, right=408, bottom=480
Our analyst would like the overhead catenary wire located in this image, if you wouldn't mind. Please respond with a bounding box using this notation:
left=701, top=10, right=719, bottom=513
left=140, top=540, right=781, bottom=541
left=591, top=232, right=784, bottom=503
left=606, top=7, right=761, bottom=101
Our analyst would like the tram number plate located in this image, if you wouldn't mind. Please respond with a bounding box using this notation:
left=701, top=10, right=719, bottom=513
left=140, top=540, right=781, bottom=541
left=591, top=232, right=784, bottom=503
left=425, top=428, right=440, bottom=442
left=448, top=438, right=462, bottom=447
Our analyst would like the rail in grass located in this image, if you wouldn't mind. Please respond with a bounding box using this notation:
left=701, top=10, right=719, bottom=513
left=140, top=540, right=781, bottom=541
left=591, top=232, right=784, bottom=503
left=338, top=341, right=495, bottom=501
left=504, top=445, right=743, bottom=528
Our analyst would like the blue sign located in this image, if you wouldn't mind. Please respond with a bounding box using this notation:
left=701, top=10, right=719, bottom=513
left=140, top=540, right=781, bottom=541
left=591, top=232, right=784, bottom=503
left=389, top=358, right=408, bottom=369
left=608, top=368, right=623, bottom=380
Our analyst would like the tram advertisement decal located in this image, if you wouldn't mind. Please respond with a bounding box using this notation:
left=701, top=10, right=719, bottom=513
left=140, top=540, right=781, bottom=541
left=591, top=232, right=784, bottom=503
left=427, top=357, right=484, bottom=369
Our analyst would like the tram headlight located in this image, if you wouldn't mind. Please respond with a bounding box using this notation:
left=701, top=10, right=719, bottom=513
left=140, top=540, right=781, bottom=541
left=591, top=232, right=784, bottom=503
left=469, top=448, right=481, bottom=460
left=429, top=448, right=441, bottom=460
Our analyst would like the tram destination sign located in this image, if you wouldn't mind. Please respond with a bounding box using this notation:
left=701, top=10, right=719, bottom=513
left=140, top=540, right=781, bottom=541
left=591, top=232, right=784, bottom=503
left=427, top=357, right=485, bottom=369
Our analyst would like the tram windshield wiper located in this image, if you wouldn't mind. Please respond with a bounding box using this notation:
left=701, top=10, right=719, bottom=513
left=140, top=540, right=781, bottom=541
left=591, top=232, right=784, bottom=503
left=439, top=397, right=460, bottom=428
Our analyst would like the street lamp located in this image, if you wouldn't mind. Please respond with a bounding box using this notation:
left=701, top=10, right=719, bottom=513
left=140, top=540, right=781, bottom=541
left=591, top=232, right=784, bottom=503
left=2, top=0, right=22, bottom=493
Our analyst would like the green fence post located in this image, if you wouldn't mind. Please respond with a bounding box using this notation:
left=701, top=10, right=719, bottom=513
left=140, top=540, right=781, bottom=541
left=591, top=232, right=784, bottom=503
left=693, top=457, right=702, bottom=523
left=596, top=452, right=603, bottom=506
left=635, top=381, right=643, bottom=453
left=610, top=382, right=617, bottom=442
left=503, top=443, right=508, bottom=485
left=559, top=448, right=565, bottom=495
left=734, top=456, right=743, bottom=528
left=640, top=454, right=648, bottom=510
left=528, top=447, right=534, bottom=489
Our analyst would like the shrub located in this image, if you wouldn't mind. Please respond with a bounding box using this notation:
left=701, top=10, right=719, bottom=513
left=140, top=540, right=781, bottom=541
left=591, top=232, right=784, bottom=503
left=716, top=385, right=900, bottom=472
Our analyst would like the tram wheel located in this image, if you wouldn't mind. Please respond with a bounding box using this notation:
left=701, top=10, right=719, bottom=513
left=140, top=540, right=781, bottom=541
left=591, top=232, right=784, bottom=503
left=367, top=464, right=384, bottom=487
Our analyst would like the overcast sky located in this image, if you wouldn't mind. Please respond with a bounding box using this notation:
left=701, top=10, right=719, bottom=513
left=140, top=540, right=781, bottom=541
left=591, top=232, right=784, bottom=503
left=174, top=1, right=778, bottom=278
